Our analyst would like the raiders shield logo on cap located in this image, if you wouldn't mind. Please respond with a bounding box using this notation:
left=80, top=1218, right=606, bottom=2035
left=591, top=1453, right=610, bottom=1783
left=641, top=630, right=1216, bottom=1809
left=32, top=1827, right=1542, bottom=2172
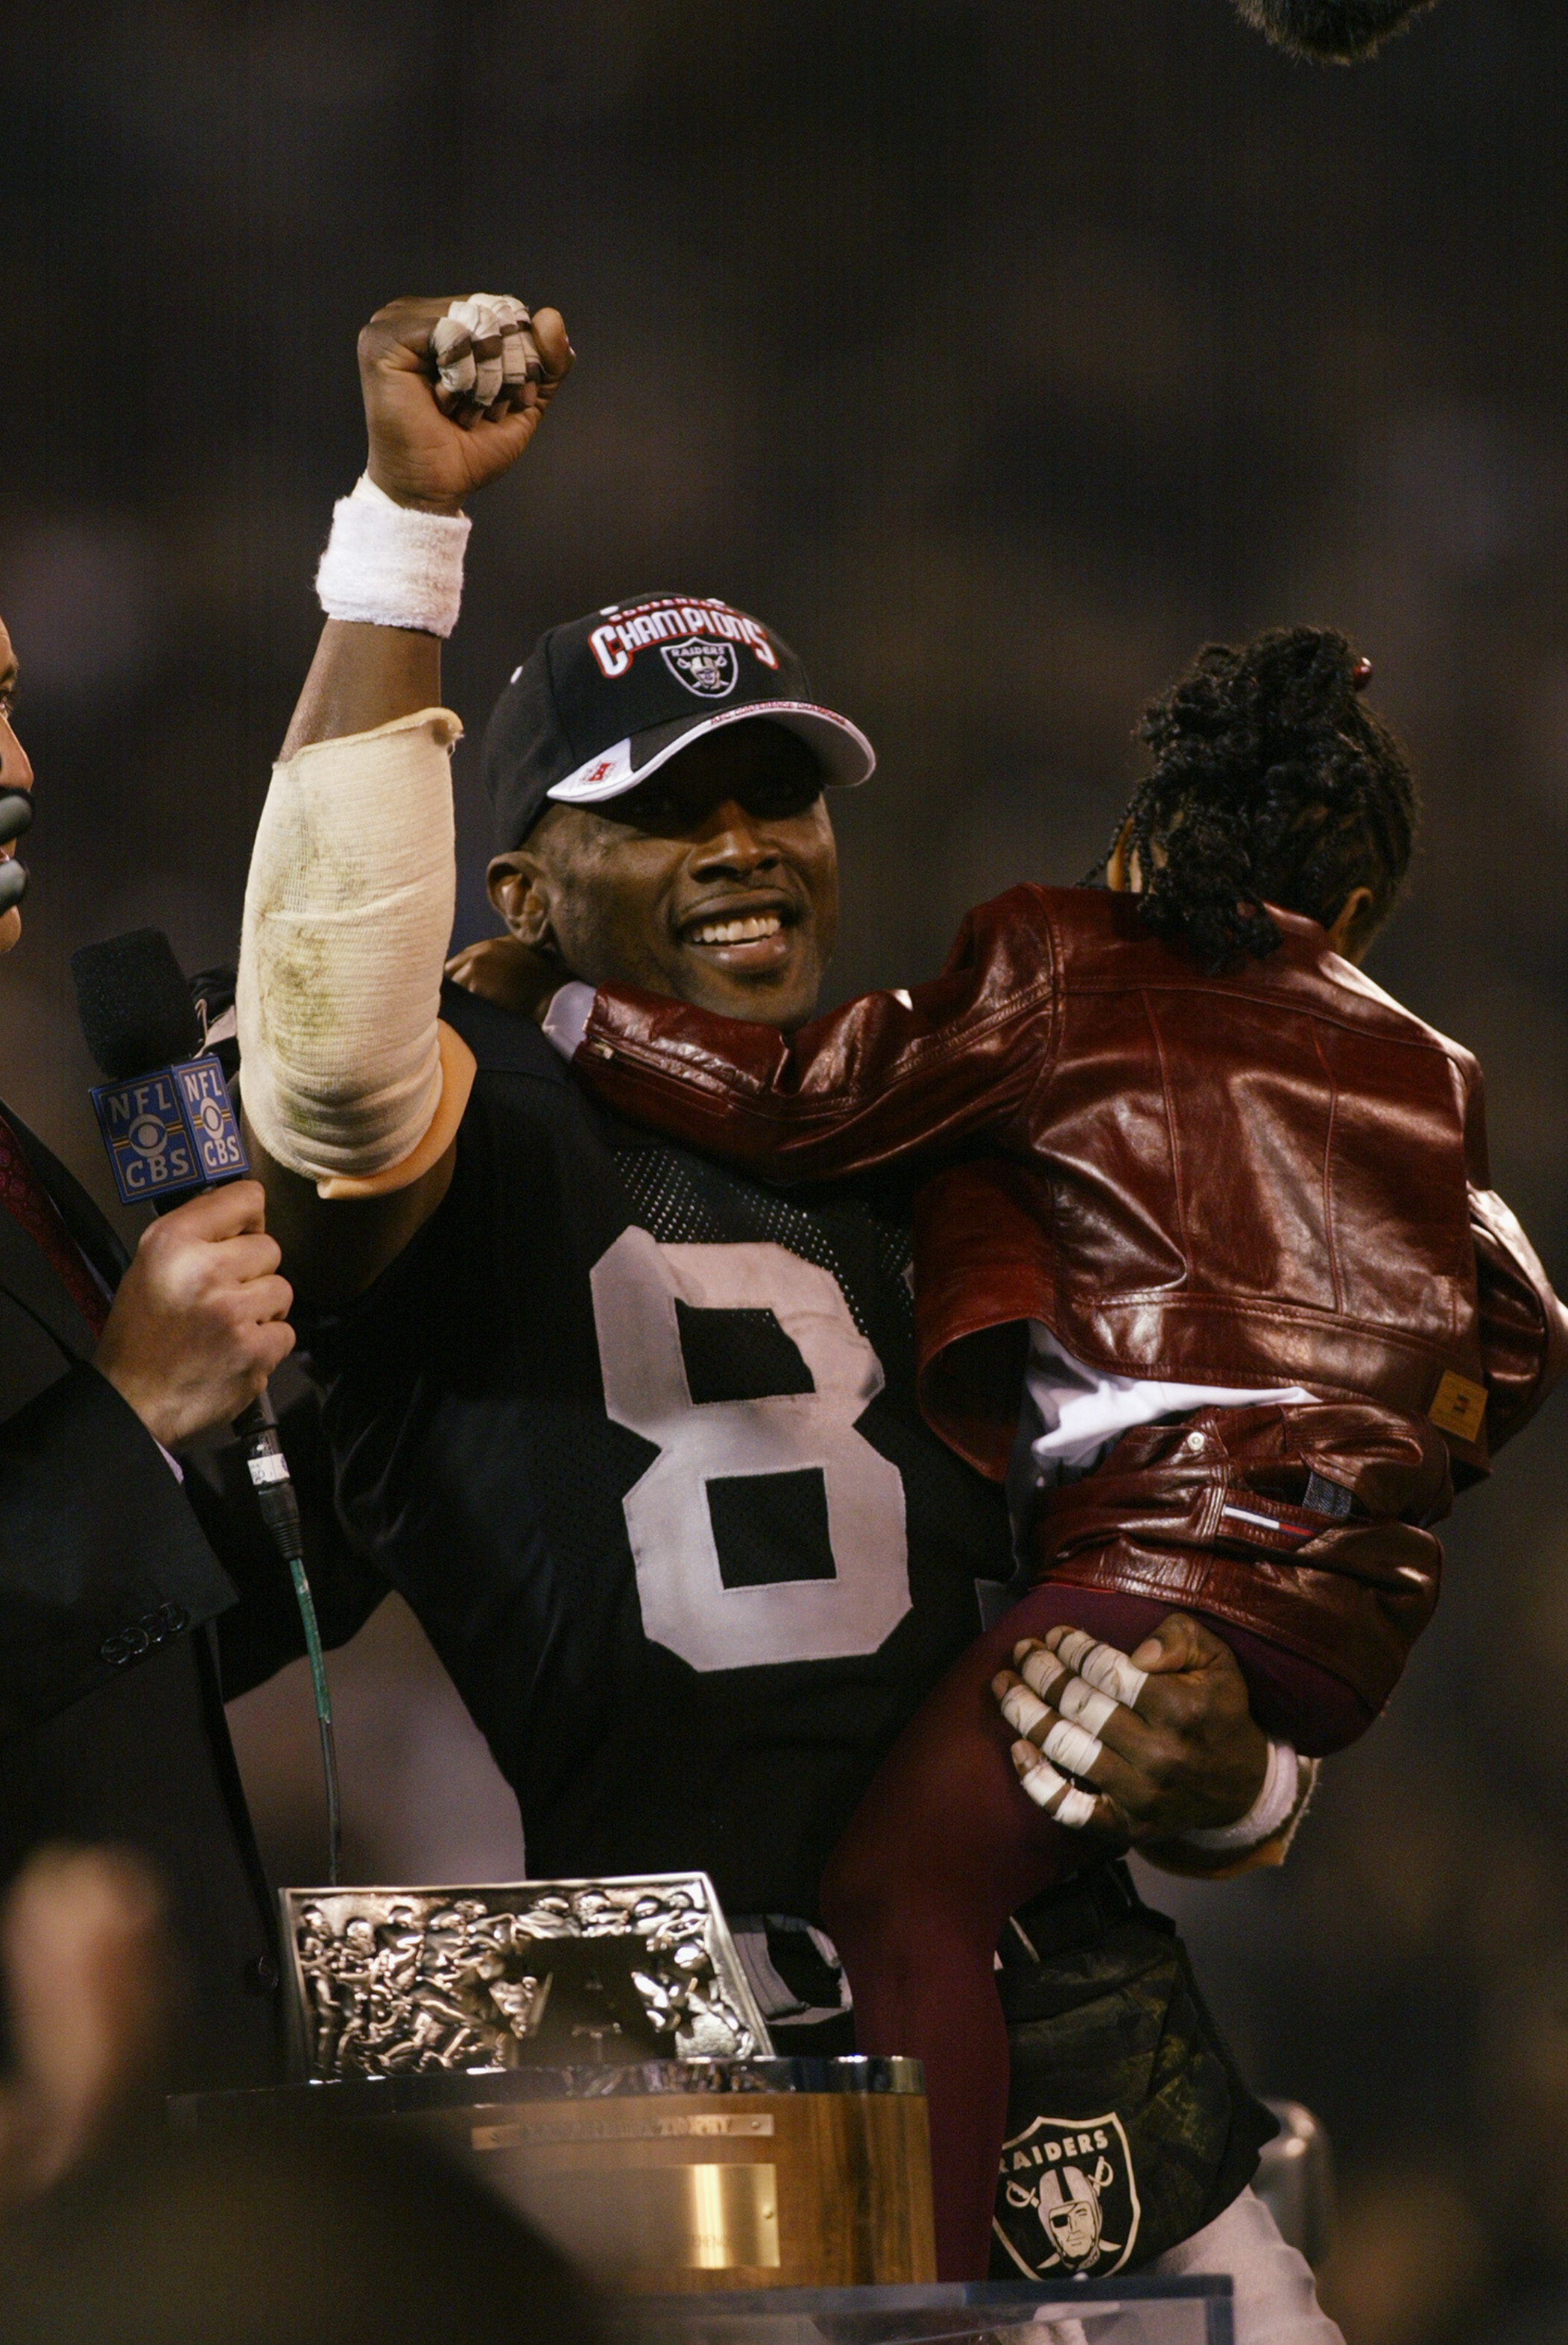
left=662, top=637, right=739, bottom=698
left=992, top=2109, right=1141, bottom=2279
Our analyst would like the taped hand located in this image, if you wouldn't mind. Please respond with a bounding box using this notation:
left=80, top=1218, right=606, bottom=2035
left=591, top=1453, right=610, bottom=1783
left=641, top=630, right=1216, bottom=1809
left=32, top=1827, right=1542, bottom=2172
left=993, top=1614, right=1270, bottom=1847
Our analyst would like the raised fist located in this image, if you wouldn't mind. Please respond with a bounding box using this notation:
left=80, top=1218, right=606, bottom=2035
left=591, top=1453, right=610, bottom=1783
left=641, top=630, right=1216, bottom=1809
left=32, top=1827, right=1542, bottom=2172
left=357, top=292, right=573, bottom=516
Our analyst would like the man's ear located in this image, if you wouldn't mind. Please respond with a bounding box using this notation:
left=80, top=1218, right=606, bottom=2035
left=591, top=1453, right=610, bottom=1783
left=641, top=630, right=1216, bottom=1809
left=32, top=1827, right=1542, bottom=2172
left=487, top=852, right=560, bottom=954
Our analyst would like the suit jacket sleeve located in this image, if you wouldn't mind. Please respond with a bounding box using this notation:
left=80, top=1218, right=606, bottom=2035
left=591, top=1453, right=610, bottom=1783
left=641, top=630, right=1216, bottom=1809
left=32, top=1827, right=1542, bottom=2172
left=0, top=1360, right=241, bottom=1738
left=1461, top=1065, right=1568, bottom=1455
left=570, top=887, right=1060, bottom=1181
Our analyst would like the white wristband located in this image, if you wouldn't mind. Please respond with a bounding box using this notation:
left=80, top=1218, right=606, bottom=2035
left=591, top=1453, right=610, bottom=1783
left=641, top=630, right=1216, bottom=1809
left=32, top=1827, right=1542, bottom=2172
left=314, top=473, right=472, bottom=638
left=1179, top=1738, right=1304, bottom=1853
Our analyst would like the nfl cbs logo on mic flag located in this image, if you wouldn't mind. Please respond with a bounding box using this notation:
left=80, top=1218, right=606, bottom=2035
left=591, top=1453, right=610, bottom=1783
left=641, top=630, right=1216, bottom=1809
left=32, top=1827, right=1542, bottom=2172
left=89, top=1055, right=247, bottom=1206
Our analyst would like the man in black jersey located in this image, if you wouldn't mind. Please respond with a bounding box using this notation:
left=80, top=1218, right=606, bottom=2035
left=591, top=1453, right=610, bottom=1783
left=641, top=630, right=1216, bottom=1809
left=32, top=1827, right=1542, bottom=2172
left=235, top=297, right=1330, bottom=2320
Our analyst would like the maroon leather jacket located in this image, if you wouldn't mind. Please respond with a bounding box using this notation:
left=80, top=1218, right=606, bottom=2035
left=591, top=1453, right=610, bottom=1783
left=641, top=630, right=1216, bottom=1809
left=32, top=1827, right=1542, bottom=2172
left=571, top=886, right=1566, bottom=1713
left=572, top=884, right=1565, bottom=1492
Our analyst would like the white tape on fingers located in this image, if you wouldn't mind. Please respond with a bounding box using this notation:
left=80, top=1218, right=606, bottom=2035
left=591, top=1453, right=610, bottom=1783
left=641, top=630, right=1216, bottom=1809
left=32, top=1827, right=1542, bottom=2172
left=1015, top=1749, right=1072, bottom=1811
left=1019, top=1647, right=1069, bottom=1703
left=1041, top=1717, right=1105, bottom=1779
left=445, top=295, right=489, bottom=336
left=1049, top=1629, right=1096, bottom=1676
left=485, top=294, right=540, bottom=404
left=1054, top=1631, right=1148, bottom=1709
left=499, top=324, right=529, bottom=398
left=513, top=326, right=544, bottom=405
left=1057, top=1680, right=1118, bottom=1737
left=431, top=312, right=477, bottom=401
left=472, top=345, right=505, bottom=410
left=1028, top=1769, right=1098, bottom=1828
left=1014, top=1748, right=1099, bottom=1829
left=458, top=297, right=505, bottom=410
left=486, top=292, right=529, bottom=334
left=1093, top=1649, right=1150, bottom=1708
left=999, top=1684, right=1052, bottom=1740
left=1054, top=1784, right=1099, bottom=1829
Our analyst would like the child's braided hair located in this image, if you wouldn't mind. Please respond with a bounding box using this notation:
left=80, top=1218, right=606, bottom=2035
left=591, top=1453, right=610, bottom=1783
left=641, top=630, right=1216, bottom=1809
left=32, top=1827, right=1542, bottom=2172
left=1098, top=625, right=1418, bottom=972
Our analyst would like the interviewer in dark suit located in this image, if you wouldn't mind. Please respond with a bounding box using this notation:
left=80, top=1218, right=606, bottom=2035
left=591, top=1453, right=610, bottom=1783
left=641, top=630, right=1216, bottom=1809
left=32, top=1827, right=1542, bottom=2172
left=0, top=614, right=295, bottom=2089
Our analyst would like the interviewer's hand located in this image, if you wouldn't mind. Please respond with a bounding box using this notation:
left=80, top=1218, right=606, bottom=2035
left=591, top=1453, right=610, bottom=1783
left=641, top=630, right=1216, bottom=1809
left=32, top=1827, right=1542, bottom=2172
left=358, top=292, right=573, bottom=515
left=93, top=1182, right=295, bottom=1450
left=445, top=935, right=561, bottom=1024
left=993, top=1613, right=1270, bottom=1847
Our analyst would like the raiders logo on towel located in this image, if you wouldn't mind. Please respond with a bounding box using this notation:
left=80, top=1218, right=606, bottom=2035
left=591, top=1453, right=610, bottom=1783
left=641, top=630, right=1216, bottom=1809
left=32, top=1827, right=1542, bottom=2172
left=992, top=2109, right=1141, bottom=2279
left=662, top=637, right=739, bottom=697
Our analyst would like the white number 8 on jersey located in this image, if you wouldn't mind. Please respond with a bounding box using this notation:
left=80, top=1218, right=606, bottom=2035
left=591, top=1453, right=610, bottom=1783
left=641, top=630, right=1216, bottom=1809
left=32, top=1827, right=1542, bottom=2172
left=590, top=1230, right=911, bottom=1672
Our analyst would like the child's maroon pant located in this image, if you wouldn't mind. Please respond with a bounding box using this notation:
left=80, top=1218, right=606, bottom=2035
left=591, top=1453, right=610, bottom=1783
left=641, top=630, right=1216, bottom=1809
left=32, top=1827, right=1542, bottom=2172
left=818, top=1581, right=1367, bottom=2284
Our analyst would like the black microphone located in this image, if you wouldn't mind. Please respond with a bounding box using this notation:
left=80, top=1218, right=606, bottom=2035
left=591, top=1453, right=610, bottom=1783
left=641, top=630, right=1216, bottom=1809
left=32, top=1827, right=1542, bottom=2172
left=72, top=927, right=244, bottom=1201
left=71, top=927, right=341, bottom=1881
left=0, top=788, right=32, bottom=914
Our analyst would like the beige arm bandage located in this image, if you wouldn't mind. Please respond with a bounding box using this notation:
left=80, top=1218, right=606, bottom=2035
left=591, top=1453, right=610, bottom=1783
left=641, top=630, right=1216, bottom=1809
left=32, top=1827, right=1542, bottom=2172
left=237, top=707, right=475, bottom=1196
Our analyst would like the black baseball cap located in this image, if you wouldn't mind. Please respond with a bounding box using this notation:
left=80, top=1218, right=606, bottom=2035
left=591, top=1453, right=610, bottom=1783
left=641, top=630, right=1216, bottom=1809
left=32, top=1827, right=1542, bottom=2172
left=481, top=590, right=876, bottom=849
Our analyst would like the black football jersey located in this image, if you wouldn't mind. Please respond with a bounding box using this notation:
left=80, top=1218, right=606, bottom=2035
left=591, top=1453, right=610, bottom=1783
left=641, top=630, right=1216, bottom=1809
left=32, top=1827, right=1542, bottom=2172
left=310, top=986, right=1012, bottom=1921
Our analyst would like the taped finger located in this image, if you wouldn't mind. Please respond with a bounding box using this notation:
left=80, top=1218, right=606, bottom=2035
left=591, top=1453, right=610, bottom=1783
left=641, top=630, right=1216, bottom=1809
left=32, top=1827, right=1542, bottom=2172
left=431, top=312, right=477, bottom=408
left=1040, top=1716, right=1106, bottom=1779
left=1016, top=1641, right=1069, bottom=1704
left=1046, top=1628, right=1148, bottom=1710
left=446, top=298, right=504, bottom=411
left=1011, top=1742, right=1098, bottom=1828
left=1055, top=1678, right=1118, bottom=1737
left=469, top=298, right=510, bottom=410
left=1009, top=1691, right=1111, bottom=1781
left=998, top=1680, right=1052, bottom=1740
left=471, top=332, right=505, bottom=411
left=487, top=293, right=531, bottom=338
left=488, top=294, right=543, bottom=408
left=515, top=323, right=544, bottom=407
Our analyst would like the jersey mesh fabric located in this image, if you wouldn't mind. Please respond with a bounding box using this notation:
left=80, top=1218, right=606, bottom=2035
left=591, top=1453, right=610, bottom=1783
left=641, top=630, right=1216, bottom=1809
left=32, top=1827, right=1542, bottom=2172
left=613, top=1142, right=914, bottom=1344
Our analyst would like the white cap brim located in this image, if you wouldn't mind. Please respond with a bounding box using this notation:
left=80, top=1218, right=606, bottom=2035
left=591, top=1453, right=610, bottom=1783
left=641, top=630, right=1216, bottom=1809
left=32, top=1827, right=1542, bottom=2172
left=546, top=699, right=876, bottom=808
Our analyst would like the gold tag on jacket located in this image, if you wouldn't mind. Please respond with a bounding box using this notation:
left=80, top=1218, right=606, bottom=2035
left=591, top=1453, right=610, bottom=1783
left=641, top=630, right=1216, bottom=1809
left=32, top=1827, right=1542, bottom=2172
left=1428, top=1371, right=1487, bottom=1442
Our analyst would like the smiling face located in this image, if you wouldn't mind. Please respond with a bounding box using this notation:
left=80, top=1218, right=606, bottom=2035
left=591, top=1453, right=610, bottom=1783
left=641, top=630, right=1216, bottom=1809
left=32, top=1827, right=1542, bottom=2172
left=488, top=718, right=839, bottom=1029
left=0, top=622, right=33, bottom=960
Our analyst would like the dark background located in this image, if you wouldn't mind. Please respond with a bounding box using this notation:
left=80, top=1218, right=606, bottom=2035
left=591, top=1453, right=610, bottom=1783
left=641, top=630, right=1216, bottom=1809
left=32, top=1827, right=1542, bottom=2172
left=2, top=4, right=1566, bottom=2337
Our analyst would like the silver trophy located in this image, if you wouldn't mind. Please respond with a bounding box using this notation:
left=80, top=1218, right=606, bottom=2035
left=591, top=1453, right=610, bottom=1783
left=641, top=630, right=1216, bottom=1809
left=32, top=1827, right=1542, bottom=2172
left=280, top=1872, right=772, bottom=2082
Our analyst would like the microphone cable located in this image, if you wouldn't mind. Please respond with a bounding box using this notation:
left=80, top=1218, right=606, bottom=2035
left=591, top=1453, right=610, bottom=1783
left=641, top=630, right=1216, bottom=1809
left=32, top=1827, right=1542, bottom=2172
left=231, top=1390, right=341, bottom=1885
